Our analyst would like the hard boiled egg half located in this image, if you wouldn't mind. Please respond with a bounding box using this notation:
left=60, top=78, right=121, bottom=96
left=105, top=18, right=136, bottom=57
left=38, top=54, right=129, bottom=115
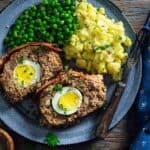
left=52, top=87, right=82, bottom=115
left=13, top=60, right=41, bottom=87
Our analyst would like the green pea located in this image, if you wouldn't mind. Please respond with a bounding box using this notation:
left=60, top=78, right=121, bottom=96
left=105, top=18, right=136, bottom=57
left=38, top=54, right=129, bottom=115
left=31, top=11, right=36, bottom=17
left=44, top=16, right=49, bottom=21
left=57, top=6, right=63, bottom=12
left=45, top=32, right=50, bottom=37
left=28, top=24, right=33, bottom=29
left=42, top=0, right=49, bottom=5
left=71, top=5, right=76, bottom=11
left=52, top=24, right=57, bottom=29
left=66, top=0, right=72, bottom=5
left=5, top=0, right=78, bottom=48
left=28, top=38, right=33, bottom=42
left=15, top=25, right=20, bottom=30
left=4, top=37, right=9, bottom=44
left=13, top=31, right=18, bottom=37
left=31, top=5, right=37, bottom=11
left=28, top=32, right=34, bottom=38
left=48, top=35, right=54, bottom=43
left=60, top=20, right=64, bottom=25
left=57, top=33, right=64, bottom=40
left=24, top=19, right=28, bottom=24
left=15, top=20, right=22, bottom=26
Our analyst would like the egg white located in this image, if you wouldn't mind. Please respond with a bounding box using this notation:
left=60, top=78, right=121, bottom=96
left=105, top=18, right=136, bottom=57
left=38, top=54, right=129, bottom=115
left=13, top=60, right=41, bottom=87
left=52, top=87, right=82, bottom=115
left=23, top=60, right=41, bottom=84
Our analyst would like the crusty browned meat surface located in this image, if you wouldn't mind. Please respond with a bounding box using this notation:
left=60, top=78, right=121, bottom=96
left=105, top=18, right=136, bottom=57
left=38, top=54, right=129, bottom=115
left=0, top=42, right=63, bottom=103
left=38, top=70, right=106, bottom=127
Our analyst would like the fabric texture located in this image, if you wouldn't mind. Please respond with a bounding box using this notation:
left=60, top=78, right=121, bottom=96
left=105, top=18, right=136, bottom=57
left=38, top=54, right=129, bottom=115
left=131, top=16, right=150, bottom=149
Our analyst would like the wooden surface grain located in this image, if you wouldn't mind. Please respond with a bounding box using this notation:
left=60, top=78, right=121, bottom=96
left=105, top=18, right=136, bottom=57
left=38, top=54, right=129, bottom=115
left=0, top=0, right=150, bottom=150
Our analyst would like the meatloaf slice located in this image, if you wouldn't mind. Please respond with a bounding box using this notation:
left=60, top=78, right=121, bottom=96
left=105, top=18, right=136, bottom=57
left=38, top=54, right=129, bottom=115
left=0, top=42, right=63, bottom=103
left=38, top=70, right=106, bottom=127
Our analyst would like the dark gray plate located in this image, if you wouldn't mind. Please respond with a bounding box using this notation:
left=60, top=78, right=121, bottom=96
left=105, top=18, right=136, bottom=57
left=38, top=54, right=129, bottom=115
left=0, top=0, right=142, bottom=145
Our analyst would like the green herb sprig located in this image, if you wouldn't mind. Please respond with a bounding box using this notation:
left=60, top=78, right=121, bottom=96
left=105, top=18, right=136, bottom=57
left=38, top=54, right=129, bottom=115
left=94, top=44, right=111, bottom=53
left=45, top=133, right=60, bottom=148
left=54, top=84, right=63, bottom=92
left=102, top=101, right=107, bottom=110
left=31, top=45, right=48, bottom=54
left=17, top=56, right=24, bottom=64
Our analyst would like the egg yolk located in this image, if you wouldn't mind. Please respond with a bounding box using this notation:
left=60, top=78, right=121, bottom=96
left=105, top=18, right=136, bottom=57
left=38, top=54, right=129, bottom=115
left=13, top=64, right=35, bottom=86
left=58, top=91, right=80, bottom=111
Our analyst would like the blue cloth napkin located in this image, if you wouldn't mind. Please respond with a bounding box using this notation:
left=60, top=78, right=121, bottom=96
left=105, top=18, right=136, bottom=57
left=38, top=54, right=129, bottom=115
left=130, top=14, right=150, bottom=150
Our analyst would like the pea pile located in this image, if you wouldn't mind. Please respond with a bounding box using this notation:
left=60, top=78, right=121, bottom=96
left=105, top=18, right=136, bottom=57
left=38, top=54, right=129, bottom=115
left=4, top=0, right=78, bottom=48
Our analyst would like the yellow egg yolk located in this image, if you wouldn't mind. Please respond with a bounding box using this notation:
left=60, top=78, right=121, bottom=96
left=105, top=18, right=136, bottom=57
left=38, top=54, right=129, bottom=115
left=58, top=91, right=80, bottom=111
left=13, top=64, right=35, bottom=86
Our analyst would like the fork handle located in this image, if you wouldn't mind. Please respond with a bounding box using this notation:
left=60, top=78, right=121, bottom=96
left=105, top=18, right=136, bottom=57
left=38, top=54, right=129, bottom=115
left=96, top=83, right=126, bottom=139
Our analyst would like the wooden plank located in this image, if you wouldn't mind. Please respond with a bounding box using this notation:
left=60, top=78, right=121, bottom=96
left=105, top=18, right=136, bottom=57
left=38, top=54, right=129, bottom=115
left=111, top=0, right=150, bottom=32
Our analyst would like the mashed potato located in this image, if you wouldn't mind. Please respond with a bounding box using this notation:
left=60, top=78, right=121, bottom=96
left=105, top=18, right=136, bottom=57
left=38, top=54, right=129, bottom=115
left=64, top=1, right=132, bottom=81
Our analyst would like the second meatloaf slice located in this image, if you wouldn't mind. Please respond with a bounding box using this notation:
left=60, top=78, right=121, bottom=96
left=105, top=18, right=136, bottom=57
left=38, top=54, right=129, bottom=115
left=38, top=70, right=106, bottom=127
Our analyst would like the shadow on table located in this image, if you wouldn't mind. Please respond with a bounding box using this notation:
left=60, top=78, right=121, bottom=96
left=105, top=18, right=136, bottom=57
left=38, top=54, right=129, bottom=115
left=0, top=104, right=139, bottom=150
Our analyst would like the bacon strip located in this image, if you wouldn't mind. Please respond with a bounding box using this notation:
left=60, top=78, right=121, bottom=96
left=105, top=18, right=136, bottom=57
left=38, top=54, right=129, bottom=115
left=0, top=42, right=62, bottom=71
left=34, top=70, right=104, bottom=100
left=33, top=74, right=62, bottom=101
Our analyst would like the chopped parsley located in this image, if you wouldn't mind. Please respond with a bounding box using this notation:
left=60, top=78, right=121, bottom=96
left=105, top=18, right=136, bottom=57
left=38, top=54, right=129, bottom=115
left=45, top=133, right=60, bottom=147
left=32, top=45, right=48, bottom=54
left=29, top=72, right=33, bottom=76
left=21, top=80, right=24, bottom=86
left=17, top=56, right=24, bottom=64
left=118, top=36, right=122, bottom=40
left=94, top=44, right=111, bottom=53
left=53, top=84, right=63, bottom=92
left=64, top=109, right=67, bottom=115
left=58, top=103, right=67, bottom=114
left=102, top=101, right=107, bottom=110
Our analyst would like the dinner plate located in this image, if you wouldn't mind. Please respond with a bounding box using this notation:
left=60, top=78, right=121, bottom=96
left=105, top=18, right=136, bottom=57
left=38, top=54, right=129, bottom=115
left=0, top=0, right=142, bottom=145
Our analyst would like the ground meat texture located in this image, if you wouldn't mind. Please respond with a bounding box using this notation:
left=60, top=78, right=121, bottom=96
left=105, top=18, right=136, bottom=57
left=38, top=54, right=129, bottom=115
left=0, top=43, right=63, bottom=103
left=38, top=70, right=106, bottom=127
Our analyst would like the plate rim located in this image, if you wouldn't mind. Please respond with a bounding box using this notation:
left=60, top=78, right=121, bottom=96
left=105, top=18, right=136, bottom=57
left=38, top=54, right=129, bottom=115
left=0, top=0, right=142, bottom=145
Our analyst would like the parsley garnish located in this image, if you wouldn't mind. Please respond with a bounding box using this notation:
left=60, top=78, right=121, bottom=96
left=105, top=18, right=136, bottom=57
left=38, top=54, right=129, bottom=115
left=21, top=80, right=24, bottom=86
left=54, top=84, right=63, bottom=92
left=58, top=103, right=67, bottom=115
left=64, top=108, right=67, bottom=115
left=17, top=56, right=24, bottom=64
left=32, top=45, right=48, bottom=54
left=29, top=72, right=33, bottom=76
left=118, top=36, right=122, bottom=40
left=94, top=44, right=111, bottom=53
left=102, top=101, right=107, bottom=110
left=45, top=133, right=60, bottom=147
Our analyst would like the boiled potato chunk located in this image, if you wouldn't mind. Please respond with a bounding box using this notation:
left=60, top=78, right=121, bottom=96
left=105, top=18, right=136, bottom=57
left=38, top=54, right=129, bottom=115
left=64, top=1, right=132, bottom=81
